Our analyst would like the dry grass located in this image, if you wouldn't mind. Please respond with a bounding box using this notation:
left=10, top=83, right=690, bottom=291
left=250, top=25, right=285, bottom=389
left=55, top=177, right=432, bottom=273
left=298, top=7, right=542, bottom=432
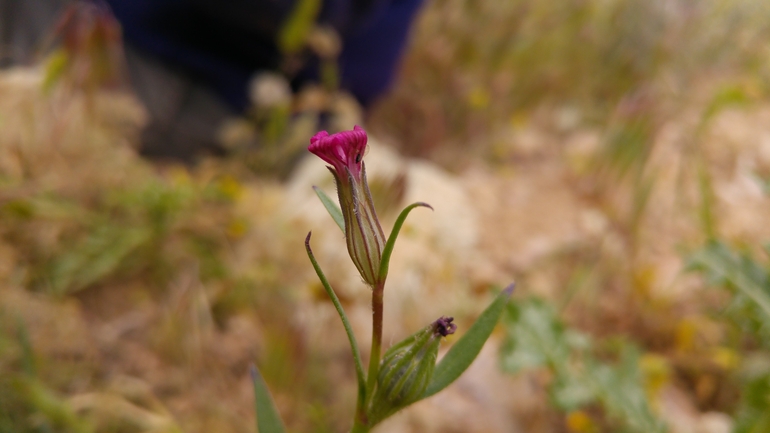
left=3, top=0, right=770, bottom=432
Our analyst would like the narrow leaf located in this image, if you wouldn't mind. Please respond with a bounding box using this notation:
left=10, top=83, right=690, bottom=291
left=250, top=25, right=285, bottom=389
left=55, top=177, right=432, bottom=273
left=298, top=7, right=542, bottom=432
left=305, top=232, right=367, bottom=404
left=313, top=186, right=345, bottom=233
left=421, top=283, right=515, bottom=399
left=277, top=0, right=321, bottom=53
left=251, top=364, right=287, bottom=433
left=16, top=318, right=37, bottom=377
left=378, top=202, right=433, bottom=282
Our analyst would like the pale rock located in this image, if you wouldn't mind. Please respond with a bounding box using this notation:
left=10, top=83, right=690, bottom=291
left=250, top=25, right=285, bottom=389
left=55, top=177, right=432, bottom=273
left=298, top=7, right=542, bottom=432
left=564, top=129, right=601, bottom=175
left=696, top=412, right=733, bottom=433
left=249, top=72, right=291, bottom=108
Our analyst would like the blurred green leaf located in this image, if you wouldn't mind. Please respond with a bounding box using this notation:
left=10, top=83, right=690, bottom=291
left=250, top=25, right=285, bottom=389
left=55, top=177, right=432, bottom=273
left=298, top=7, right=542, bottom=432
left=601, top=116, right=654, bottom=180
left=9, top=377, right=93, bottom=433
left=689, top=240, right=770, bottom=432
left=313, top=186, right=344, bottom=233
left=689, top=241, right=770, bottom=341
left=501, top=297, right=582, bottom=373
left=421, top=283, right=514, bottom=399
left=47, top=224, right=151, bottom=295
left=251, top=365, right=287, bottom=433
left=278, top=0, right=321, bottom=54
left=500, top=297, right=665, bottom=433
left=16, top=320, right=36, bottom=378
left=586, top=347, right=665, bottom=433
left=734, top=353, right=770, bottom=433
left=703, top=84, right=751, bottom=123
left=42, top=49, right=69, bottom=92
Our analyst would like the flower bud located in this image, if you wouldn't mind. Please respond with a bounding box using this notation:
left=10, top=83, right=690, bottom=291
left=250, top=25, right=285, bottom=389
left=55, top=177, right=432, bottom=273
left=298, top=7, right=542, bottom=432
left=367, top=317, right=457, bottom=424
left=308, top=126, right=386, bottom=286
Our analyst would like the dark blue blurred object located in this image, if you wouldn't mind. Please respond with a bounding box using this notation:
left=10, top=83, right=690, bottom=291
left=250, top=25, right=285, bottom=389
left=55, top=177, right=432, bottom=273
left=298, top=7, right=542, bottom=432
left=105, top=0, right=425, bottom=110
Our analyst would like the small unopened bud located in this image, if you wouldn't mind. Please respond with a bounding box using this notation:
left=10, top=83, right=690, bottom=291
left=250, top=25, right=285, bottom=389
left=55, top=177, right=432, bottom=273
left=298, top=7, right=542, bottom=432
left=367, top=317, right=457, bottom=424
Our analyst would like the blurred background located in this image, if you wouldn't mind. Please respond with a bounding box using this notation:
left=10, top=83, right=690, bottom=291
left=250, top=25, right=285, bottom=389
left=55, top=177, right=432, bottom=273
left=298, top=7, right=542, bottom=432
left=2, top=0, right=770, bottom=432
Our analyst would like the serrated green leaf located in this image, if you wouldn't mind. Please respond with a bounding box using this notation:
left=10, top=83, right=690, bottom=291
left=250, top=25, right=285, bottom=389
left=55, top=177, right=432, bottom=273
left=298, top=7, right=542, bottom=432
left=421, top=283, right=514, bottom=399
left=313, top=186, right=344, bottom=233
left=251, top=364, right=287, bottom=433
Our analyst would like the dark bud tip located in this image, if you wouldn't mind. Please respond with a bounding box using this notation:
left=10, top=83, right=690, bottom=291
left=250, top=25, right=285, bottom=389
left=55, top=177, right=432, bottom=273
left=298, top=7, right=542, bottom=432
left=305, top=231, right=312, bottom=246
left=503, top=282, right=516, bottom=296
left=418, top=202, right=434, bottom=211
left=434, top=316, right=457, bottom=337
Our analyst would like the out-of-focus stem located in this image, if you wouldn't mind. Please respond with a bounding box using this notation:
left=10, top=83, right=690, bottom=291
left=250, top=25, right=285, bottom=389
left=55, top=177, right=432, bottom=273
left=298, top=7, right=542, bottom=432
left=350, top=419, right=369, bottom=433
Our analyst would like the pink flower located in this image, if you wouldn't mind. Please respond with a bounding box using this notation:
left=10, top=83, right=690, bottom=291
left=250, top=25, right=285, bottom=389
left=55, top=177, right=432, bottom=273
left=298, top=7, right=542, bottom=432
left=309, top=125, right=385, bottom=287
left=308, top=125, right=368, bottom=180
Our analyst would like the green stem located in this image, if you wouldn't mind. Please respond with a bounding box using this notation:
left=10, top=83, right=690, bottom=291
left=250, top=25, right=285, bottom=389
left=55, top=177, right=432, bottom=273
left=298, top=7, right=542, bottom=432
left=365, top=282, right=384, bottom=403
left=350, top=418, right=370, bottom=433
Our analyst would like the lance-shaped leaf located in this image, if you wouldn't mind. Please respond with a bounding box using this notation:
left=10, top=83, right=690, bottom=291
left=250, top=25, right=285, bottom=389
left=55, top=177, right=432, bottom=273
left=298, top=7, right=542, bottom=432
left=313, top=186, right=345, bottom=233
left=421, top=283, right=515, bottom=399
left=251, top=364, right=287, bottom=433
left=378, top=202, right=433, bottom=283
left=305, top=232, right=366, bottom=404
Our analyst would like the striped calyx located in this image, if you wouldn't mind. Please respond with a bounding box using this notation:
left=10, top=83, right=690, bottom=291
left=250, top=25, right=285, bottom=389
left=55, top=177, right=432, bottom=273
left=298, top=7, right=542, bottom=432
left=309, top=126, right=385, bottom=287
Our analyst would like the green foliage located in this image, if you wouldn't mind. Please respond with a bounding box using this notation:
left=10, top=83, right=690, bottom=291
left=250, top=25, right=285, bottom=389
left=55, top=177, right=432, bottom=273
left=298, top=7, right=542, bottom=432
left=305, top=232, right=366, bottom=404
left=600, top=114, right=655, bottom=181
left=294, top=176, right=511, bottom=432
left=688, top=241, right=770, bottom=431
left=376, top=0, right=674, bottom=149
left=375, top=0, right=770, bottom=169
left=369, top=323, right=441, bottom=424
left=42, top=49, right=70, bottom=93
left=500, top=298, right=666, bottom=433
left=689, top=241, right=770, bottom=343
left=733, top=354, right=770, bottom=433
left=1, top=177, right=235, bottom=296
left=702, top=85, right=752, bottom=123
left=313, top=186, right=344, bottom=233
left=278, top=0, right=321, bottom=54
left=0, top=315, right=93, bottom=433
left=251, top=365, right=287, bottom=433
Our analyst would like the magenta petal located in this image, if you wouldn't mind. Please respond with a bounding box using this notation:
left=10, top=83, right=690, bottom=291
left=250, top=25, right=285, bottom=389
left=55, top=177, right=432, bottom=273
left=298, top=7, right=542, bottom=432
left=308, top=126, right=368, bottom=178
